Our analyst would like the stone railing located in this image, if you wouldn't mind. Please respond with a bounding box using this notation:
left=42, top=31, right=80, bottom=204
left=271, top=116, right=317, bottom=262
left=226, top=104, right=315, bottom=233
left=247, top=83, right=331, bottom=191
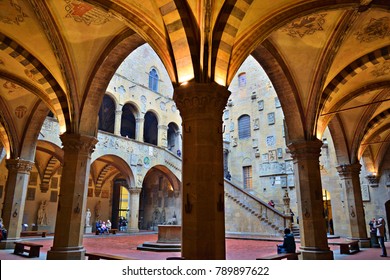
left=224, top=179, right=291, bottom=236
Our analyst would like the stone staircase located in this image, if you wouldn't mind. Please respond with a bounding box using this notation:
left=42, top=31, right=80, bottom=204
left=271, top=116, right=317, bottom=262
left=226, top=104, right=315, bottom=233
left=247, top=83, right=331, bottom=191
left=291, top=224, right=300, bottom=237
left=224, top=179, right=291, bottom=236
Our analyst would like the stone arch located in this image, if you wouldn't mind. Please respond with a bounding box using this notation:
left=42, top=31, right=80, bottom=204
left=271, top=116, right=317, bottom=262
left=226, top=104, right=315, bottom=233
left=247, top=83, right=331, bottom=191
left=139, top=164, right=182, bottom=230
left=0, top=34, right=69, bottom=133
left=90, top=154, right=135, bottom=195
left=79, top=30, right=146, bottom=136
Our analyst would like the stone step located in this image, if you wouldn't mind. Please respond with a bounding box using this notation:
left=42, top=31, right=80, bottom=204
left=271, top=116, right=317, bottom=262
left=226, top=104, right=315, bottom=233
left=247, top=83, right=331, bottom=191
left=137, top=241, right=181, bottom=252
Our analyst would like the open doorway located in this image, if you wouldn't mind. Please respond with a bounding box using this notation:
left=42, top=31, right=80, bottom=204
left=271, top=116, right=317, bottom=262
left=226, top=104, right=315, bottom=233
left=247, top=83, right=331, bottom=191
left=111, top=179, right=130, bottom=231
left=323, top=189, right=334, bottom=235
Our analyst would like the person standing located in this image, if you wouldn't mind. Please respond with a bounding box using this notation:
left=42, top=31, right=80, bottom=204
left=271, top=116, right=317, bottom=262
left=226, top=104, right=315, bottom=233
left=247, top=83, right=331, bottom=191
left=374, top=217, right=388, bottom=257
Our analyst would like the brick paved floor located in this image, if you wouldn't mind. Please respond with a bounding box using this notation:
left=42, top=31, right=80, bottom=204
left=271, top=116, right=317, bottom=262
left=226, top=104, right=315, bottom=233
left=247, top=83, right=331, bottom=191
left=0, top=232, right=388, bottom=260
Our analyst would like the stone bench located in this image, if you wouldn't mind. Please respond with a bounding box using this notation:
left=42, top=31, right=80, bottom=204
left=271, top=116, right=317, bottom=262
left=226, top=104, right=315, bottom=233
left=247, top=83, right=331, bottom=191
left=14, top=241, right=43, bottom=258
left=329, top=240, right=360, bottom=254
left=85, top=252, right=135, bottom=260
left=256, top=252, right=301, bottom=260
left=20, top=230, right=47, bottom=237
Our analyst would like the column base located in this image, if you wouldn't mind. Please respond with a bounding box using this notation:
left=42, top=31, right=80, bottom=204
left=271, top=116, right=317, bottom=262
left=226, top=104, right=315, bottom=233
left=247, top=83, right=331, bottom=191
left=300, top=247, right=334, bottom=260
left=46, top=246, right=86, bottom=260
left=0, top=238, right=21, bottom=249
left=127, top=228, right=140, bottom=233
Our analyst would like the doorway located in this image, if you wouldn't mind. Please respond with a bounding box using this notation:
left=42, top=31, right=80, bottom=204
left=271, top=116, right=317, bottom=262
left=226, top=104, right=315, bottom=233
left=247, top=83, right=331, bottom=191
left=323, top=189, right=334, bottom=235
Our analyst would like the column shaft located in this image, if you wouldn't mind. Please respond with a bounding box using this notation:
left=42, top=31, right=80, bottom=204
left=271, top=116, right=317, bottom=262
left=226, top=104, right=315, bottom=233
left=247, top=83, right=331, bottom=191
left=336, top=163, right=369, bottom=247
left=288, top=139, right=333, bottom=260
left=0, top=159, right=33, bottom=249
left=47, top=133, right=97, bottom=260
left=136, top=117, right=144, bottom=142
left=174, top=82, right=230, bottom=260
left=114, top=109, right=122, bottom=136
left=128, top=188, right=141, bottom=232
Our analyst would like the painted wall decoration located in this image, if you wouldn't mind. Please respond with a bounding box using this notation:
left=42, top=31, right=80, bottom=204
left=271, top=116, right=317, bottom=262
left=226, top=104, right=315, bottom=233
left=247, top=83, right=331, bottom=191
left=15, top=106, right=27, bottom=119
left=0, top=0, right=28, bottom=25
left=268, top=150, right=277, bottom=162
left=65, top=0, right=111, bottom=25
left=370, top=61, right=390, bottom=77
left=267, top=112, right=275, bottom=125
left=355, top=17, right=390, bottom=43
left=281, top=13, right=326, bottom=38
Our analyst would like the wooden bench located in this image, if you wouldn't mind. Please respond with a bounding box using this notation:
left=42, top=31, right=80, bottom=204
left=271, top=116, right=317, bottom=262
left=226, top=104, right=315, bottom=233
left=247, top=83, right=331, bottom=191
left=20, top=230, right=47, bottom=237
left=85, top=252, right=134, bottom=260
left=14, top=241, right=43, bottom=258
left=256, top=252, right=301, bottom=260
left=329, top=240, right=360, bottom=254
left=109, top=228, right=118, bottom=234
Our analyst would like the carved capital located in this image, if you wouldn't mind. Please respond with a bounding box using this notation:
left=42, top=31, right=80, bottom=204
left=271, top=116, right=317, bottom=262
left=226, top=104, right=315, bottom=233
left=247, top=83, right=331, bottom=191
left=173, top=82, right=230, bottom=119
left=5, top=158, right=34, bottom=173
left=60, top=133, right=98, bottom=155
left=129, top=187, right=142, bottom=195
left=336, top=163, right=361, bottom=179
left=287, top=139, right=322, bottom=161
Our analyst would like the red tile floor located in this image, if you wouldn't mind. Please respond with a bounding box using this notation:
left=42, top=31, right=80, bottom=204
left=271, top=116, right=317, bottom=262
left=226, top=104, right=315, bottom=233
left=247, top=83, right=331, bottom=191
left=0, top=231, right=388, bottom=260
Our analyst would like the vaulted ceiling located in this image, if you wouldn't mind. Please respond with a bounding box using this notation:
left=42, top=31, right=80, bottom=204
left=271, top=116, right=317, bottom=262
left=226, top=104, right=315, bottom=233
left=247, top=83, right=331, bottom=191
left=0, top=0, right=389, bottom=172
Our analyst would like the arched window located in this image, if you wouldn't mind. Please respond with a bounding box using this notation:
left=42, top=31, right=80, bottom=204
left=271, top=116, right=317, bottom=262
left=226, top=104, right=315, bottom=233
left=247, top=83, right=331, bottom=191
left=144, top=111, right=158, bottom=145
left=167, top=122, right=180, bottom=153
left=120, top=103, right=136, bottom=139
left=238, top=72, right=246, bottom=88
left=98, top=95, right=115, bottom=133
left=238, top=114, right=251, bottom=139
left=149, top=68, right=159, bottom=92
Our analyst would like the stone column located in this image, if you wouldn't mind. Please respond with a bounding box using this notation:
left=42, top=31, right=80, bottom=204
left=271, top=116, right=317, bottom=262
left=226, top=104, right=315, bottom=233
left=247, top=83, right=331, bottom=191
left=0, top=159, right=34, bottom=249
left=114, top=106, right=123, bottom=136
left=128, top=188, right=141, bottom=232
left=136, top=117, right=144, bottom=142
left=173, top=82, right=230, bottom=260
left=47, top=133, right=97, bottom=260
left=336, top=163, right=370, bottom=247
left=288, top=139, right=334, bottom=260
left=158, top=124, right=168, bottom=148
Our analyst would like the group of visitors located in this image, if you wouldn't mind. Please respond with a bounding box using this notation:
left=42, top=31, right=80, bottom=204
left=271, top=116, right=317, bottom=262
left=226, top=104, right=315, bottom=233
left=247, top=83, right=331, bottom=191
left=95, top=219, right=112, bottom=235
left=369, top=216, right=387, bottom=257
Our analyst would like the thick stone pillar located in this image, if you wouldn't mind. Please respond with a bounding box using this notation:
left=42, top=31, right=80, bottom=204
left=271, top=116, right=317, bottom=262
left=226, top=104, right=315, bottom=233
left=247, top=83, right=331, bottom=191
left=136, top=117, right=144, bottom=142
left=158, top=124, right=168, bottom=148
left=336, top=163, right=370, bottom=247
left=288, top=139, right=334, bottom=260
left=173, top=82, right=230, bottom=260
left=128, top=188, right=141, bottom=232
left=114, top=106, right=123, bottom=136
left=47, top=133, right=97, bottom=260
left=0, top=159, right=34, bottom=249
